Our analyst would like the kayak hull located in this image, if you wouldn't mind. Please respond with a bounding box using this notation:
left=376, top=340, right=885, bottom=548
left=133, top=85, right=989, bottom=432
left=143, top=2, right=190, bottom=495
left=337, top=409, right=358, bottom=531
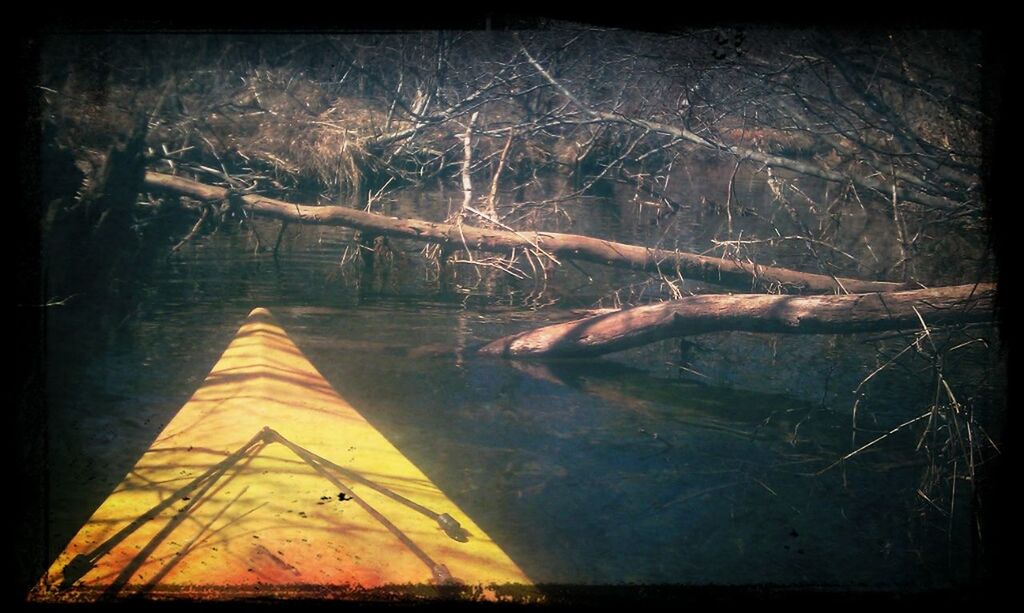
left=31, top=308, right=533, bottom=602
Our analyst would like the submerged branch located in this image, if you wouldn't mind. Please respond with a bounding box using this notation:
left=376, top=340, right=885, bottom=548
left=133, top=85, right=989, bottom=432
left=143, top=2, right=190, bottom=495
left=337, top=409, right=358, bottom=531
left=145, top=171, right=907, bottom=295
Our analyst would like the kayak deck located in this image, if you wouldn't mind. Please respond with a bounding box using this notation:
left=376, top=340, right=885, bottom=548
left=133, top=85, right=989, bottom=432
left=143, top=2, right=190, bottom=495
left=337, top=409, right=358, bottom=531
left=31, top=308, right=533, bottom=602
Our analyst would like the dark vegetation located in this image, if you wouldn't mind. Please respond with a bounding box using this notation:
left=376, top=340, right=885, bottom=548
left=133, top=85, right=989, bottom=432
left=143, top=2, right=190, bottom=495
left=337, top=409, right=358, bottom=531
left=31, top=26, right=1005, bottom=591
left=40, top=30, right=993, bottom=282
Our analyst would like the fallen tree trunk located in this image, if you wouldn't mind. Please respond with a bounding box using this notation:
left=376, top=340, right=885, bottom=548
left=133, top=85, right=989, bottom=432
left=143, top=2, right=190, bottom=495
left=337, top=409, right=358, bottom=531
left=478, top=283, right=996, bottom=359
left=145, top=171, right=906, bottom=295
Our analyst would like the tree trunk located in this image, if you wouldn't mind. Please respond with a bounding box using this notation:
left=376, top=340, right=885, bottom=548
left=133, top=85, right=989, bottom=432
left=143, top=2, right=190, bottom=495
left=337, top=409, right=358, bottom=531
left=144, top=171, right=907, bottom=295
left=478, top=283, right=996, bottom=359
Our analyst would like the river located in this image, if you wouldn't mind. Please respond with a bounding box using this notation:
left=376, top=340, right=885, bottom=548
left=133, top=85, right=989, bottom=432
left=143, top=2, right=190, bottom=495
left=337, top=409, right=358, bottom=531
left=35, top=169, right=1000, bottom=590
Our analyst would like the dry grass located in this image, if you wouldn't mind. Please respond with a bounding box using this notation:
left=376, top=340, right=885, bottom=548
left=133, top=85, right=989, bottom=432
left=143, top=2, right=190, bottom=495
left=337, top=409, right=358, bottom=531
left=43, top=62, right=466, bottom=206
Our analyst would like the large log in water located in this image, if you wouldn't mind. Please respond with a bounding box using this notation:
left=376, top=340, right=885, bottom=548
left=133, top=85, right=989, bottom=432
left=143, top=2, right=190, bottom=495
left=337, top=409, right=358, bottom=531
left=477, top=283, right=996, bottom=359
left=144, top=172, right=907, bottom=294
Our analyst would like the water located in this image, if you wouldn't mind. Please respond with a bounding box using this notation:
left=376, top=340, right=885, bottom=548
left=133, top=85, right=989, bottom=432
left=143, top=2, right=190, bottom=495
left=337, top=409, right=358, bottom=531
left=35, top=176, right=994, bottom=592
left=34, top=161, right=1007, bottom=593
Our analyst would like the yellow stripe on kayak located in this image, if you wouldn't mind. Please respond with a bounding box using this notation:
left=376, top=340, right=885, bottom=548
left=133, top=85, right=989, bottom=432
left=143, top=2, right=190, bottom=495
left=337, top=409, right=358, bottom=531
left=31, top=308, right=534, bottom=602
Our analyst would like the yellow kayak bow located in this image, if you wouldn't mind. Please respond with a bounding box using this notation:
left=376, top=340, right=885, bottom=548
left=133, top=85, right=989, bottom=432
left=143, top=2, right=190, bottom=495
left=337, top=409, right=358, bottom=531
left=31, top=308, right=533, bottom=602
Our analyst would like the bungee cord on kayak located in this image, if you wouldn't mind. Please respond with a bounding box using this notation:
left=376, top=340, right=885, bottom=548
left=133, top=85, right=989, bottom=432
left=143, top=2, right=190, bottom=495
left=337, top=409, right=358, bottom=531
left=58, top=429, right=270, bottom=590
left=58, top=424, right=468, bottom=593
left=263, top=426, right=462, bottom=585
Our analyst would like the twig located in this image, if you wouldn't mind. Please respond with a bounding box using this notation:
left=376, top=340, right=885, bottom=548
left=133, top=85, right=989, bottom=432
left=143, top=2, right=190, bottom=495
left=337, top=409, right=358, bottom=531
left=818, top=411, right=932, bottom=475
left=460, top=111, right=479, bottom=214
left=452, top=257, right=528, bottom=279
left=365, top=176, right=395, bottom=213
left=711, top=235, right=859, bottom=263
left=724, top=156, right=742, bottom=235
left=171, top=206, right=211, bottom=253
left=272, top=220, right=289, bottom=257
left=917, top=489, right=948, bottom=515
left=891, top=178, right=910, bottom=281
left=18, top=294, right=79, bottom=308
left=463, top=204, right=561, bottom=267
left=487, top=130, right=514, bottom=219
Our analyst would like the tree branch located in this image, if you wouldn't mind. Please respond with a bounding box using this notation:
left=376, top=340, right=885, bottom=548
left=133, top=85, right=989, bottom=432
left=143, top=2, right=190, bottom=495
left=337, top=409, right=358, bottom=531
left=145, top=171, right=909, bottom=294
left=479, top=283, right=995, bottom=358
